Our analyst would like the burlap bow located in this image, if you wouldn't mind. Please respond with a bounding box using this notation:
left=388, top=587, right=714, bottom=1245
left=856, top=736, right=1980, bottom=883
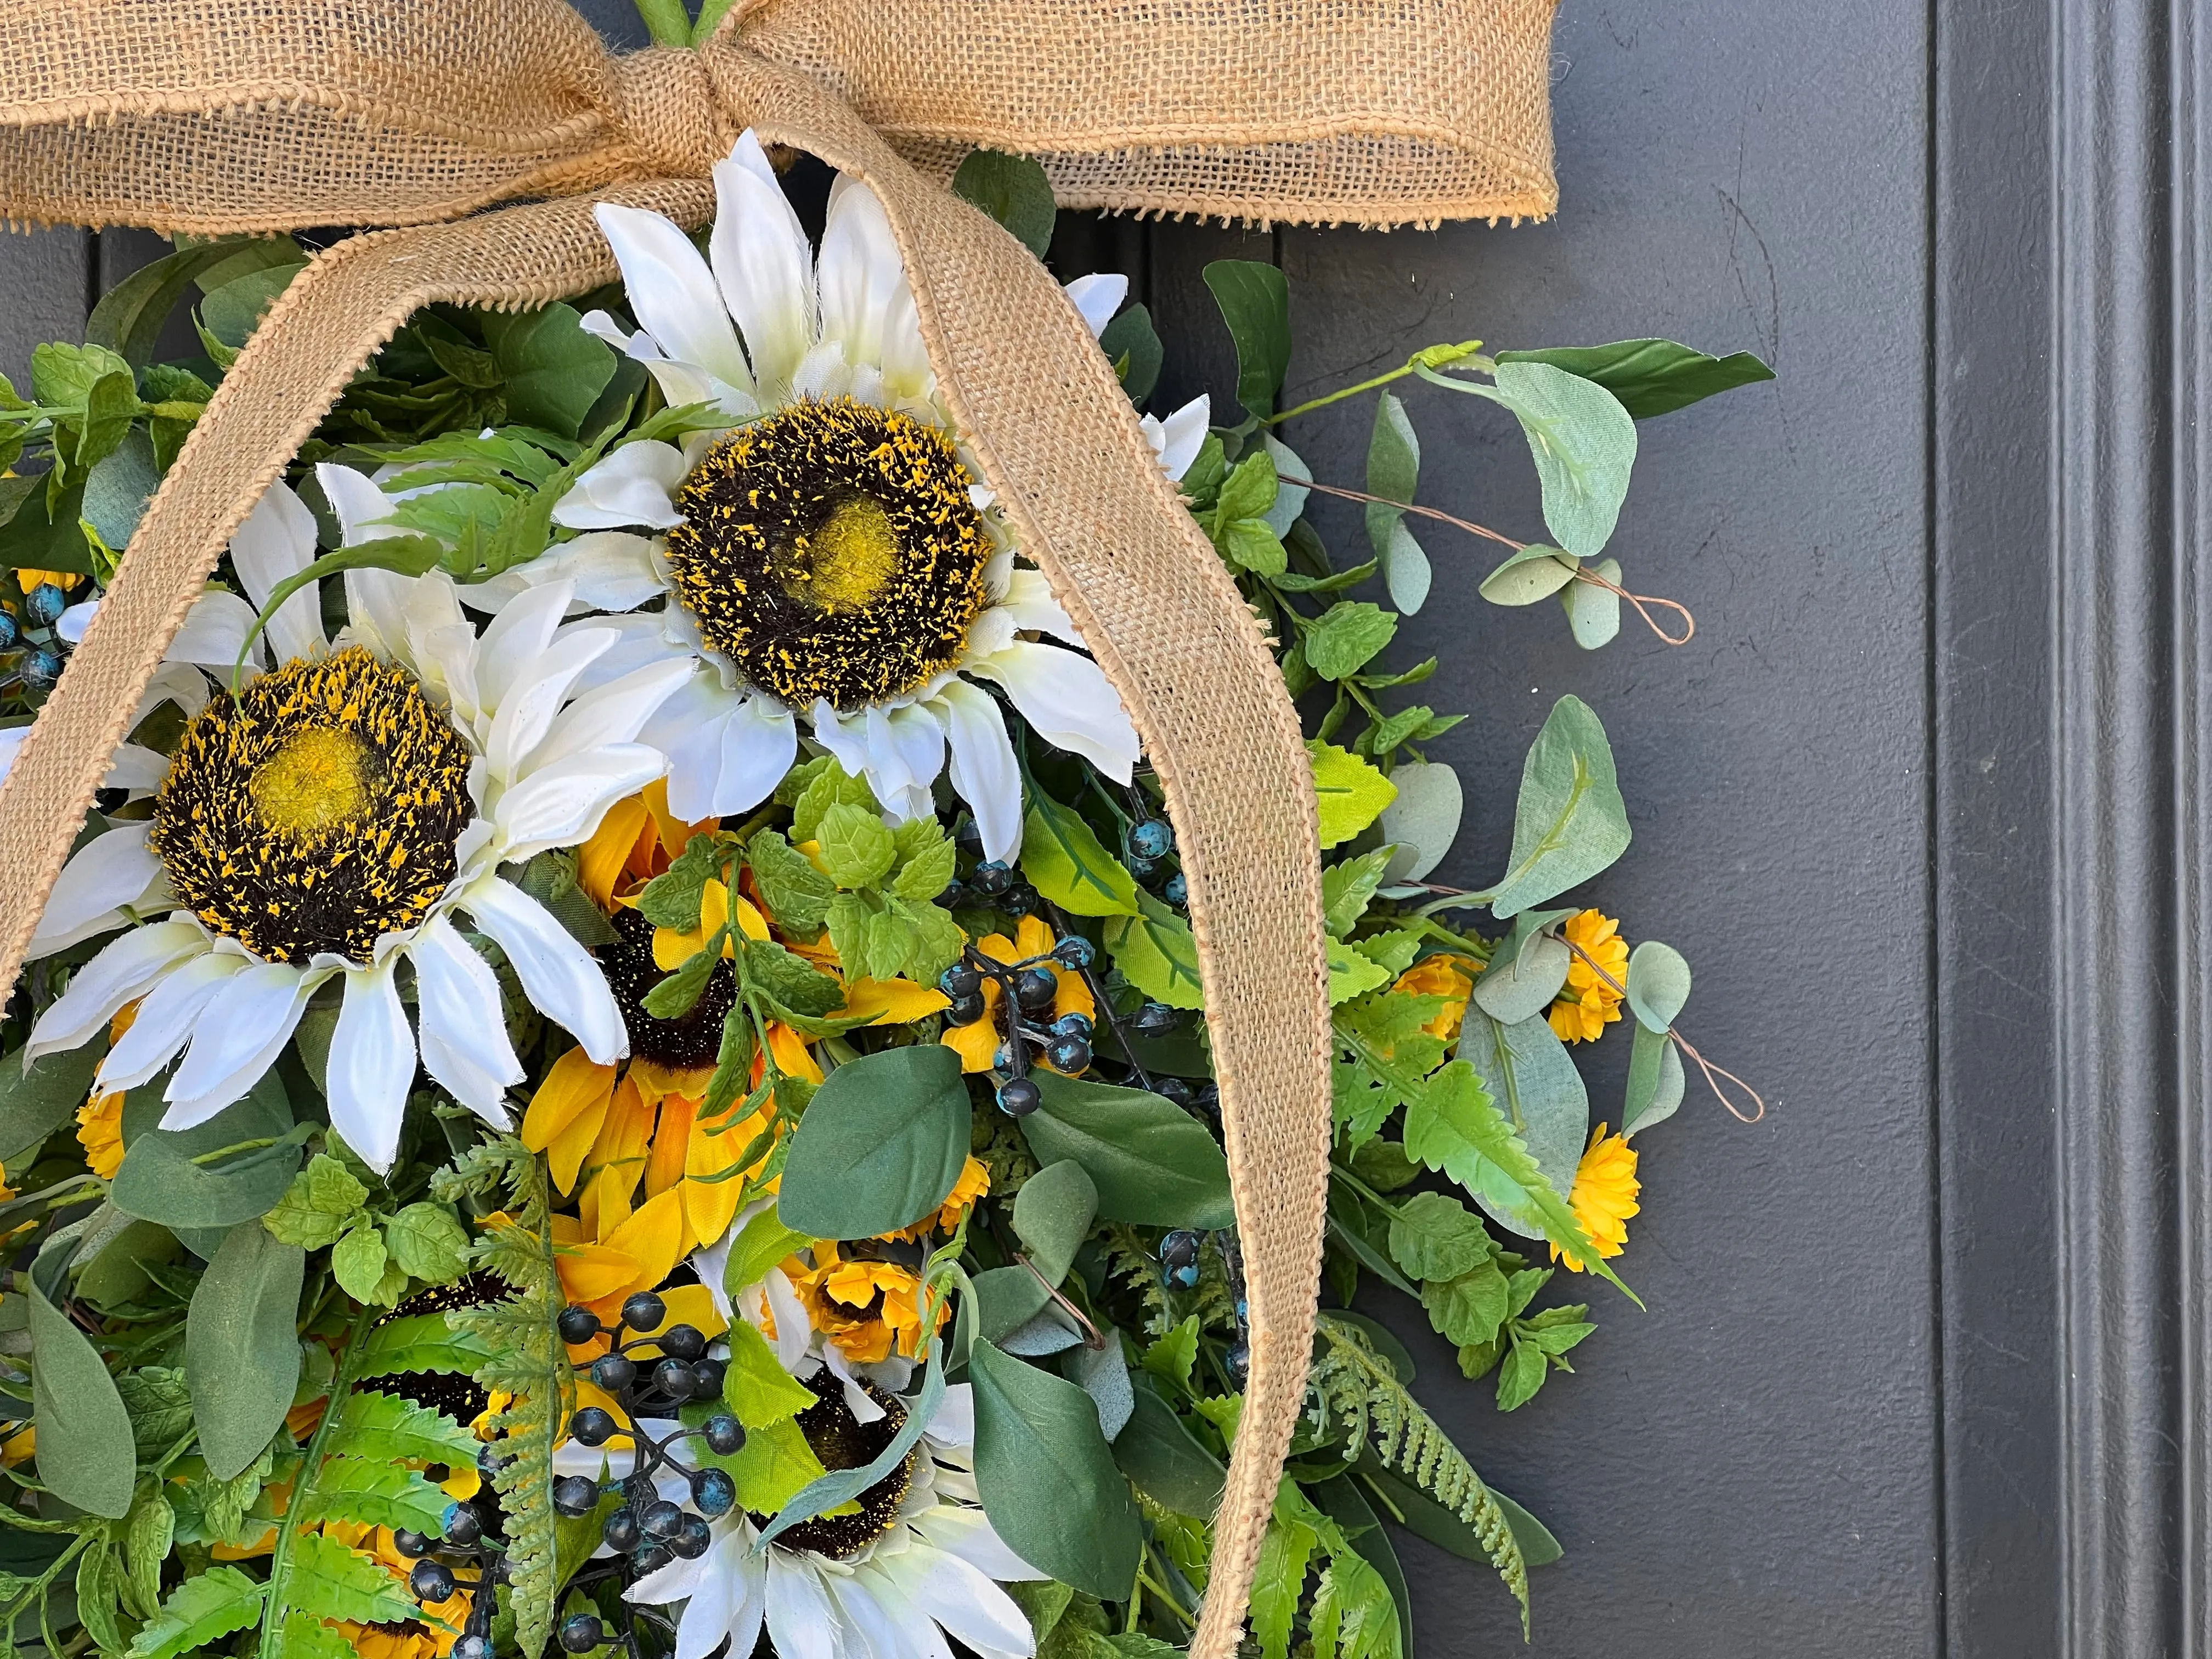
left=0, top=2, right=1558, bottom=1647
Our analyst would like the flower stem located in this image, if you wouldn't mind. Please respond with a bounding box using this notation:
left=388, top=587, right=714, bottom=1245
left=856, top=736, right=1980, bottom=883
left=1266, top=342, right=1489, bottom=426
left=258, top=1307, right=371, bottom=1659
left=630, top=0, right=693, bottom=46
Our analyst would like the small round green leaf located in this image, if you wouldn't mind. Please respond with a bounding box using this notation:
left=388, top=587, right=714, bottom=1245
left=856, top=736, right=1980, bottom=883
left=1561, top=557, right=1623, bottom=650
left=1626, top=940, right=1692, bottom=1031
left=1480, top=545, right=1581, bottom=606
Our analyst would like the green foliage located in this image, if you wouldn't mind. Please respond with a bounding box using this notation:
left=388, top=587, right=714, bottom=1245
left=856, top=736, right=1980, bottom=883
left=1102, top=889, right=1205, bottom=1009
left=1308, top=1316, right=1529, bottom=1632
left=1203, top=260, right=1292, bottom=419
left=952, top=149, right=1059, bottom=258
left=777, top=1045, right=973, bottom=1238
left=1495, top=337, right=1774, bottom=419
left=1020, top=1074, right=1233, bottom=1228
left=1022, top=792, right=1141, bottom=917
left=1488, top=695, right=1631, bottom=919
left=970, top=1340, right=1143, bottom=1600
left=126, top=1565, right=265, bottom=1659
left=185, top=1223, right=305, bottom=1479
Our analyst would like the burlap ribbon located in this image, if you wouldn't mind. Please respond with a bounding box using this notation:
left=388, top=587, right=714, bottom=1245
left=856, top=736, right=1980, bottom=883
left=0, top=3, right=1557, bottom=1649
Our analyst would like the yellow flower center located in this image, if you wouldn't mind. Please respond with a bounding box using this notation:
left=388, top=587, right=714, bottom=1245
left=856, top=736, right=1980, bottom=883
left=771, top=492, right=902, bottom=615
left=249, top=725, right=373, bottom=837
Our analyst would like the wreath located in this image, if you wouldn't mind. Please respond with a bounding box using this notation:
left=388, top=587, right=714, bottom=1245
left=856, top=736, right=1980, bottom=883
left=0, top=5, right=1766, bottom=1657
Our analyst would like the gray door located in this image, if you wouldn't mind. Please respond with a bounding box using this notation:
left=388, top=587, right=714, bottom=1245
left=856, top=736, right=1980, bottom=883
left=4, top=1, right=2194, bottom=1653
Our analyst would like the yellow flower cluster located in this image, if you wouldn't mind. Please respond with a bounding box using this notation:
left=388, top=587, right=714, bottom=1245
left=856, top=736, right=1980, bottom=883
left=1554, top=1124, right=1640, bottom=1272
left=1548, top=909, right=1629, bottom=1044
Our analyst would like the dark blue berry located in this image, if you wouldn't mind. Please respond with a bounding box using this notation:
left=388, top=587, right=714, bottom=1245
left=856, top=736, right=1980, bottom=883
left=1000, top=884, right=1038, bottom=917
left=602, top=1508, right=640, bottom=1553
left=940, top=962, right=983, bottom=998
left=1046, top=1036, right=1092, bottom=1074
left=1167, top=1262, right=1201, bottom=1290
left=1225, top=1339, right=1251, bottom=1382
left=659, top=1324, right=707, bottom=1362
left=970, top=860, right=1014, bottom=896
left=1163, top=872, right=1188, bottom=906
left=570, top=1407, right=617, bottom=1447
left=552, top=1475, right=600, bottom=1517
left=1130, top=819, right=1173, bottom=860
left=691, top=1357, right=725, bottom=1397
left=20, top=649, right=60, bottom=688
left=997, top=1077, right=1042, bottom=1116
left=557, top=1305, right=602, bottom=1344
left=1049, top=1011, right=1093, bottom=1040
left=443, top=1501, right=484, bottom=1545
left=410, top=1560, right=455, bottom=1603
left=691, top=1465, right=737, bottom=1516
left=936, top=879, right=968, bottom=909
left=946, top=991, right=987, bottom=1026
left=1052, top=935, right=1097, bottom=970
left=1127, top=854, right=1159, bottom=882
left=673, top=1514, right=715, bottom=1559
left=652, top=1358, right=696, bottom=1400
left=392, top=1529, right=430, bottom=1558
left=631, top=1543, right=674, bottom=1576
left=1153, top=1076, right=1197, bottom=1109
left=22, top=584, right=64, bottom=629
left=620, top=1291, right=666, bottom=1334
left=475, top=1442, right=508, bottom=1476
left=1014, top=968, right=1058, bottom=1011
left=1160, top=1229, right=1202, bottom=1270
left=1131, top=1001, right=1179, bottom=1038
left=0, top=612, right=18, bottom=650
left=640, top=1499, right=685, bottom=1542
left=703, top=1413, right=746, bottom=1455
left=589, top=1353, right=636, bottom=1392
left=560, top=1613, right=607, bottom=1654
left=454, top=1634, right=497, bottom=1659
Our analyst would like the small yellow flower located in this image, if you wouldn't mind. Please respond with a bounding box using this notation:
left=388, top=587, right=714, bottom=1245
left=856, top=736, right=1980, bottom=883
left=1552, top=1122, right=1640, bottom=1272
left=788, top=1242, right=949, bottom=1364
left=1548, top=909, right=1629, bottom=1045
left=75, top=1003, right=138, bottom=1180
left=1392, top=953, right=1480, bottom=1042
left=943, top=916, right=1097, bottom=1074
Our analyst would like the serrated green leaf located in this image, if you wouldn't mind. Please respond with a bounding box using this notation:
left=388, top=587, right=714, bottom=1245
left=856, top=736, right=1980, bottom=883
left=816, top=802, right=897, bottom=889
left=1304, top=601, right=1398, bottom=682
left=323, top=1389, right=480, bottom=1468
left=1101, top=888, right=1204, bottom=1011
left=742, top=937, right=845, bottom=1021
left=889, top=821, right=958, bottom=901
left=637, top=833, right=719, bottom=929
left=1386, top=1192, right=1492, bottom=1283
left=330, top=1222, right=392, bottom=1305
left=284, top=1530, right=420, bottom=1627
left=1139, top=1317, right=1200, bottom=1395
left=383, top=1202, right=470, bottom=1284
left=721, top=1318, right=819, bottom=1429
left=1022, top=794, right=1140, bottom=918
left=125, top=1566, right=266, bottom=1659
left=353, top=1312, right=497, bottom=1379
left=293, top=1455, right=452, bottom=1533
left=1308, top=740, right=1398, bottom=850
left=747, top=828, right=834, bottom=934
left=262, top=1155, right=370, bottom=1250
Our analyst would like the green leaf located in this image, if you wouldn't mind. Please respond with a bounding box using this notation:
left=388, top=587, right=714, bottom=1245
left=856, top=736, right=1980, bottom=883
left=637, top=832, right=719, bottom=928
left=757, top=1340, right=947, bottom=1547
left=722, top=1206, right=813, bottom=1297
left=1560, top=555, right=1622, bottom=649
left=1496, top=338, right=1774, bottom=420
left=481, top=303, right=617, bottom=438
left=198, top=262, right=305, bottom=351
left=1329, top=941, right=1392, bottom=1005
left=1420, top=1263, right=1511, bottom=1348
left=643, top=944, right=719, bottom=1020
left=1385, top=1191, right=1492, bottom=1282
left=1460, top=1009, right=1587, bottom=1237
left=1022, top=795, right=1141, bottom=918
left=1470, top=935, right=1570, bottom=1025
left=27, top=1253, right=136, bottom=1516
left=1308, top=740, right=1399, bottom=849
left=1020, top=1073, right=1233, bottom=1228
left=1011, top=1159, right=1098, bottom=1286
left=1363, top=392, right=1431, bottom=615
left=321, top=1390, right=479, bottom=1468
left=952, top=149, right=1058, bottom=258
left=1322, top=848, right=1396, bottom=938
left=720, top=1318, right=819, bottom=1429
left=1111, top=1386, right=1224, bottom=1516
left=332, top=1221, right=403, bottom=1306
left=262, top=1154, right=369, bottom=1250
left=275, top=1611, right=363, bottom=1659
left=889, top=820, right=958, bottom=901
left=1489, top=695, right=1630, bottom=919
left=383, top=1202, right=470, bottom=1284
left=1098, top=302, right=1163, bottom=404
left=1138, top=1317, right=1200, bottom=1395
left=1101, top=888, right=1204, bottom=1009
left=187, top=1223, right=305, bottom=1479
left=0, top=1040, right=104, bottom=1171
left=1495, top=1337, right=1548, bottom=1411
left=83, top=427, right=161, bottom=554
left=777, top=1045, right=972, bottom=1238
left=1621, top=1022, right=1686, bottom=1137
left=1214, top=448, right=1280, bottom=525
left=1378, top=760, right=1463, bottom=884
left=1221, top=517, right=1288, bottom=576
left=116, top=1365, right=195, bottom=1455
left=87, top=239, right=264, bottom=368
left=815, top=802, right=898, bottom=889
left=1625, top=939, right=1691, bottom=1031
left=1448, top=360, right=1637, bottom=559
left=1304, top=600, right=1398, bottom=682
left=110, top=1120, right=312, bottom=1229
left=747, top=829, right=836, bottom=934
left=709, top=1412, right=827, bottom=1515
left=1202, top=260, right=1291, bottom=419
left=1251, top=1498, right=1318, bottom=1659
left=791, top=760, right=877, bottom=842
left=293, top=1456, right=452, bottom=1533
left=353, top=1312, right=496, bottom=1379
left=1478, top=543, right=1581, bottom=606
left=742, top=937, right=845, bottom=1020
left=970, top=1341, right=1143, bottom=1599
left=284, top=1529, right=420, bottom=1626
left=125, top=1566, right=266, bottom=1659
left=125, top=1486, right=177, bottom=1615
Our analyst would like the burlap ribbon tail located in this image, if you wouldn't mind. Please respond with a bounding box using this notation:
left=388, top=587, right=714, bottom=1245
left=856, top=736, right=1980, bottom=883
left=0, top=4, right=1558, bottom=1651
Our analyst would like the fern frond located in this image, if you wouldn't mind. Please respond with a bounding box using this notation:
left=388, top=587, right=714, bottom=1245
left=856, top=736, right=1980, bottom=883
left=1310, top=1313, right=1528, bottom=1632
left=439, top=1136, right=571, bottom=1658
left=1102, top=1224, right=1177, bottom=1337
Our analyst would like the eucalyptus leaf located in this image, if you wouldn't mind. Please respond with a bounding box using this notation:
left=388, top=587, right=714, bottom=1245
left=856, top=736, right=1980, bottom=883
left=999, top=1308, right=1083, bottom=1357
left=970, top=1340, right=1143, bottom=1598
left=1261, top=435, right=1311, bottom=534
left=0, top=1040, right=105, bottom=1171
left=1496, top=337, right=1774, bottom=420
left=1471, top=936, right=1571, bottom=1025
left=1460, top=1011, right=1588, bottom=1239
left=1021, top=1073, right=1234, bottom=1228
left=110, top=1120, right=313, bottom=1229
left=1203, top=259, right=1291, bottom=419
left=82, top=428, right=161, bottom=555
left=1434, top=360, right=1637, bottom=559
left=1622, top=1023, right=1686, bottom=1137
left=1011, top=1160, right=1098, bottom=1286
left=186, top=1224, right=306, bottom=1479
left=1561, top=556, right=1622, bottom=648
left=969, top=1264, right=1052, bottom=1345
left=1064, top=1336, right=1136, bottom=1441
left=1625, top=939, right=1692, bottom=1031
left=1489, top=696, right=1630, bottom=919
left=777, top=1046, right=972, bottom=1239
left=27, top=1248, right=136, bottom=1517
left=1479, top=544, right=1582, bottom=606
left=1364, top=392, right=1431, bottom=614
left=1378, top=761, right=1463, bottom=884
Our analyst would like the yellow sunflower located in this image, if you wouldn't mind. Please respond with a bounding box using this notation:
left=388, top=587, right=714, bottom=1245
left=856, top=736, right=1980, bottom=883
left=1548, top=909, right=1629, bottom=1044
left=1552, top=1122, right=1640, bottom=1272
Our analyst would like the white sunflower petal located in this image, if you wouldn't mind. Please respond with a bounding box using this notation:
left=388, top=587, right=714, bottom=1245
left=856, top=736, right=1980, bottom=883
left=827, top=1574, right=926, bottom=1659
left=933, top=680, right=1023, bottom=864
left=98, top=950, right=248, bottom=1092
left=910, top=1504, right=1046, bottom=1583
left=711, top=136, right=817, bottom=401
left=25, top=920, right=207, bottom=1064
left=1063, top=272, right=1128, bottom=340
left=1148, top=393, right=1211, bottom=483
left=849, top=1567, right=955, bottom=1659
left=489, top=742, right=669, bottom=864
left=100, top=743, right=171, bottom=797
left=484, top=624, right=612, bottom=786
left=55, top=600, right=97, bottom=646
left=995, top=569, right=1082, bottom=646
left=475, top=578, right=579, bottom=717
left=818, top=176, right=910, bottom=381
left=553, top=441, right=689, bottom=532
left=229, top=479, right=325, bottom=664
left=920, top=1383, right=975, bottom=1452
left=871, top=1542, right=1035, bottom=1655
left=136, top=660, right=211, bottom=724
left=458, top=877, right=627, bottom=1064
left=409, top=913, right=522, bottom=1124
left=29, top=823, right=163, bottom=958
left=163, top=589, right=263, bottom=673
left=763, top=1550, right=843, bottom=1659
left=807, top=698, right=871, bottom=781
left=966, top=642, right=1139, bottom=780
left=316, top=461, right=408, bottom=546
left=161, top=962, right=313, bottom=1129
left=561, top=613, right=691, bottom=698
left=595, top=202, right=756, bottom=399
left=534, top=657, right=695, bottom=773
left=459, top=531, right=665, bottom=614
left=706, top=695, right=798, bottom=817
left=325, top=959, right=416, bottom=1175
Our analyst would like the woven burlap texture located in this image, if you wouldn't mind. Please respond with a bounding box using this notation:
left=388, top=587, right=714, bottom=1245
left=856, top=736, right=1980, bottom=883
left=0, top=5, right=1559, bottom=1652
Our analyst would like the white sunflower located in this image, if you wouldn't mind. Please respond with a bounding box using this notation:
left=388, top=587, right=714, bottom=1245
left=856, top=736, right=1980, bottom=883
left=19, top=480, right=693, bottom=1171
left=618, top=1381, right=1044, bottom=1659
left=466, top=131, right=1209, bottom=859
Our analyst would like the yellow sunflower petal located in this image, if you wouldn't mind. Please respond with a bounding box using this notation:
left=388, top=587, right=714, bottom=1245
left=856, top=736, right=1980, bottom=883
left=840, top=977, right=953, bottom=1025
left=944, top=1019, right=1000, bottom=1074
left=578, top=795, right=652, bottom=910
